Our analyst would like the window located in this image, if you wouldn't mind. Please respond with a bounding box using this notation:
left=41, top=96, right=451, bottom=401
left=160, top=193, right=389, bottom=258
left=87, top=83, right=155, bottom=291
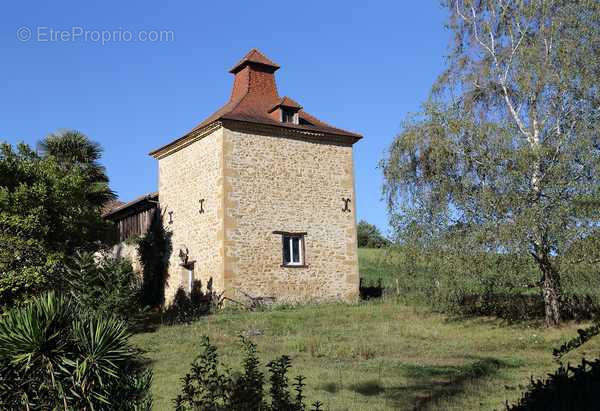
left=274, top=231, right=306, bottom=267
left=281, top=109, right=297, bottom=124
left=187, top=269, right=194, bottom=293
left=283, top=235, right=303, bottom=265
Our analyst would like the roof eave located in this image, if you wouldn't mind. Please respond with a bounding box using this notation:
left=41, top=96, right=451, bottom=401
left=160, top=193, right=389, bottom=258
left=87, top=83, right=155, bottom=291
left=102, top=192, right=159, bottom=219
left=149, top=115, right=362, bottom=160
left=148, top=121, right=223, bottom=159
left=220, top=118, right=362, bottom=145
left=229, top=61, right=280, bottom=74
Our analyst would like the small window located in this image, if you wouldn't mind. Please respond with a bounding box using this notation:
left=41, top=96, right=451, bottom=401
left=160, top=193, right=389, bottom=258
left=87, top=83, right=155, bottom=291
left=281, top=109, right=296, bottom=124
left=282, top=235, right=304, bottom=266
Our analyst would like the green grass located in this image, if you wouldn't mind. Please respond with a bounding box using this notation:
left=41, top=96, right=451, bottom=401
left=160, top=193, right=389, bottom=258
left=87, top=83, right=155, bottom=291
left=132, top=249, right=600, bottom=410
left=357, top=247, right=398, bottom=287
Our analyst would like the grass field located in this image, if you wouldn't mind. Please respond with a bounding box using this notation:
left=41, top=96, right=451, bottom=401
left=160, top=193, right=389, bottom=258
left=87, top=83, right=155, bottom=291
left=132, top=249, right=600, bottom=410
left=356, top=248, right=398, bottom=288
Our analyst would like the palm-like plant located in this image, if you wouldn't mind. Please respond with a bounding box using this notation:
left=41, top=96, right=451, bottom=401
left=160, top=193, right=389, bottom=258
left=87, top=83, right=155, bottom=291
left=0, top=292, right=152, bottom=410
left=0, top=292, right=73, bottom=407
left=38, top=130, right=116, bottom=207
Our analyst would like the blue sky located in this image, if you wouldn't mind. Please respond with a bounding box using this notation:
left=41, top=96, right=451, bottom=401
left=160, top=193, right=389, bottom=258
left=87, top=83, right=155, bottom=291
left=1, top=1, right=450, bottom=236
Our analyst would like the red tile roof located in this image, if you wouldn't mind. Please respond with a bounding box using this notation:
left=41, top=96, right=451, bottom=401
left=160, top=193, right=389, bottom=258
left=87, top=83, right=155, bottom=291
left=229, top=48, right=280, bottom=73
left=269, top=96, right=302, bottom=112
left=150, top=49, right=361, bottom=157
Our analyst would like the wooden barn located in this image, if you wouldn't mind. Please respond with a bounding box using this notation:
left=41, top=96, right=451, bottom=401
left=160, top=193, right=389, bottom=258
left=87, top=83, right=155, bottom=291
left=102, top=192, right=159, bottom=242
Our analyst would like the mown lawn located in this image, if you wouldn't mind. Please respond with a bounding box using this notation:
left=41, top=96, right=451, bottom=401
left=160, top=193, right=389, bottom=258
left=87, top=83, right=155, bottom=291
left=132, top=249, right=600, bottom=410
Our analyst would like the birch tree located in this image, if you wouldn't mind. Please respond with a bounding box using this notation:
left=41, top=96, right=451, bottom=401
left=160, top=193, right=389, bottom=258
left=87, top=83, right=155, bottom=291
left=382, top=0, right=600, bottom=326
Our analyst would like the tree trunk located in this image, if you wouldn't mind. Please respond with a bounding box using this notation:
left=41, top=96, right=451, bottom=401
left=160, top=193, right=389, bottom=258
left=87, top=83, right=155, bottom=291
left=540, top=261, right=561, bottom=327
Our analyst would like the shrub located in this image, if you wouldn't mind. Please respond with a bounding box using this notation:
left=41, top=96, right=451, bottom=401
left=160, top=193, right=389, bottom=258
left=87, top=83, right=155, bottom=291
left=457, top=292, right=600, bottom=322
left=63, top=251, right=145, bottom=325
left=163, top=280, right=222, bottom=325
left=0, top=292, right=152, bottom=410
left=507, top=359, right=600, bottom=410
left=508, top=322, right=600, bottom=409
left=384, top=243, right=600, bottom=322
left=357, top=220, right=389, bottom=248
left=553, top=323, right=600, bottom=361
left=174, top=336, right=323, bottom=411
left=0, top=136, right=115, bottom=311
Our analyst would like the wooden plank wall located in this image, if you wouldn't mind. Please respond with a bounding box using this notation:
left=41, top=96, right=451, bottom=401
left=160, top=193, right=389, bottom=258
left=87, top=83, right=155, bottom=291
left=116, top=207, right=157, bottom=242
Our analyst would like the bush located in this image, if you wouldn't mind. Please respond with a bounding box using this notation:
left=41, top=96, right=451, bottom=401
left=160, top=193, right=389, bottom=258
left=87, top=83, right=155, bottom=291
left=507, top=359, right=600, bottom=410
left=163, top=279, right=222, bottom=325
left=508, top=322, right=600, bottom=409
left=0, top=292, right=152, bottom=410
left=63, top=251, right=145, bottom=325
left=0, top=136, right=115, bottom=311
left=174, top=336, right=323, bottom=411
left=383, top=243, right=600, bottom=321
left=357, top=220, right=389, bottom=248
left=458, top=292, right=600, bottom=322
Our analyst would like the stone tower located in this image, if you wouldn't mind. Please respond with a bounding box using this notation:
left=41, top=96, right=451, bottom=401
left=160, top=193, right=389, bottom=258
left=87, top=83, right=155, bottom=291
left=149, top=49, right=362, bottom=303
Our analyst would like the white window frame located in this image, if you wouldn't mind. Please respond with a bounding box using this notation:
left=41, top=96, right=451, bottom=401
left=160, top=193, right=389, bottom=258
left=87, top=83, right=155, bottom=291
left=187, top=269, right=194, bottom=293
left=285, top=235, right=303, bottom=266
left=274, top=231, right=307, bottom=267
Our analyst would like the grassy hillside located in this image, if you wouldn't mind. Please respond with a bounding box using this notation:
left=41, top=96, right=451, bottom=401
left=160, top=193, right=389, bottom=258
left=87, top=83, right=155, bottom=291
left=357, top=247, right=397, bottom=287
left=132, top=251, right=600, bottom=410
left=133, top=301, right=600, bottom=410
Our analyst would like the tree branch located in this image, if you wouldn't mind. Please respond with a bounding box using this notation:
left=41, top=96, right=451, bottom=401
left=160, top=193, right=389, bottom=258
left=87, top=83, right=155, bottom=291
left=456, top=1, right=532, bottom=141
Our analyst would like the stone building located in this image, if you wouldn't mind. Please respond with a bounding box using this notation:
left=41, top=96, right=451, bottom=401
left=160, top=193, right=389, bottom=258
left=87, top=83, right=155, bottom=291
left=104, top=49, right=362, bottom=304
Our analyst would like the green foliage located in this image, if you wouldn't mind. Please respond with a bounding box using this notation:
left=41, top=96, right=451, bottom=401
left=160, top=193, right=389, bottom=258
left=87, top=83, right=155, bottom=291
left=38, top=130, right=116, bottom=207
left=0, top=292, right=152, bottom=410
left=357, top=220, right=389, bottom=248
left=0, top=132, right=115, bottom=310
left=381, top=1, right=600, bottom=326
left=174, top=336, right=322, bottom=411
left=508, top=318, right=600, bottom=409
left=137, top=212, right=172, bottom=308
left=163, top=280, right=222, bottom=325
left=64, top=251, right=145, bottom=325
left=507, top=358, right=600, bottom=411
left=553, top=323, right=600, bottom=361
left=510, top=319, right=600, bottom=411
left=377, top=244, right=599, bottom=321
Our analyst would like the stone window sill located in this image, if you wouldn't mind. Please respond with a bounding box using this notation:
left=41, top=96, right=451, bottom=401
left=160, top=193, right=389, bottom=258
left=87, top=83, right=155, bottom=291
left=281, top=264, right=309, bottom=268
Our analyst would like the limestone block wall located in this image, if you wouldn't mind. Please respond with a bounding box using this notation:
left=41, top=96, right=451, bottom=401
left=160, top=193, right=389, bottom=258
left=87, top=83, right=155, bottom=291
left=157, top=128, right=225, bottom=303
left=222, top=127, right=359, bottom=302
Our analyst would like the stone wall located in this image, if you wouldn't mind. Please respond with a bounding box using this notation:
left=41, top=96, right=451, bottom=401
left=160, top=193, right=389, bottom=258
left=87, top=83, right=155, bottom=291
left=157, top=127, right=225, bottom=303
left=154, top=123, right=359, bottom=305
left=222, top=126, right=359, bottom=303
left=110, top=242, right=143, bottom=274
